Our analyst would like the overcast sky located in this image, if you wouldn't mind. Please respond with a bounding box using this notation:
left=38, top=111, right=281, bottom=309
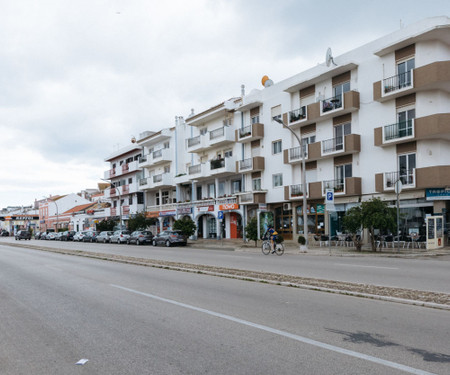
left=1, top=0, right=448, bottom=209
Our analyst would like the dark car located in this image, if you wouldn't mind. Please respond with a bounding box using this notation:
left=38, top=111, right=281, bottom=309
left=127, top=230, right=153, bottom=245
left=96, top=231, right=114, bottom=243
left=82, top=231, right=99, bottom=242
left=60, top=230, right=76, bottom=241
left=152, top=230, right=187, bottom=247
left=15, top=230, right=31, bottom=240
left=1, top=230, right=10, bottom=237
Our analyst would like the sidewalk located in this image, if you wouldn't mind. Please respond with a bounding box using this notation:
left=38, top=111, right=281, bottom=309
left=189, top=238, right=450, bottom=257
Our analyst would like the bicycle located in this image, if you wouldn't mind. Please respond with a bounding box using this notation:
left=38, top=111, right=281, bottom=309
left=261, top=236, right=284, bottom=256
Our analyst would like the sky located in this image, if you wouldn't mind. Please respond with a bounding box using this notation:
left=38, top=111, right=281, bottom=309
left=1, top=0, right=449, bottom=209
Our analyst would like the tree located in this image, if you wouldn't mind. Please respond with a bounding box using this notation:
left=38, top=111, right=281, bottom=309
left=127, top=212, right=157, bottom=232
left=245, top=217, right=258, bottom=246
left=173, top=217, right=196, bottom=237
left=342, top=198, right=396, bottom=251
left=96, top=218, right=117, bottom=232
left=342, top=206, right=363, bottom=251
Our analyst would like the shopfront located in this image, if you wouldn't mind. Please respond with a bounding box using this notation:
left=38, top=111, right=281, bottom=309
left=296, top=204, right=325, bottom=235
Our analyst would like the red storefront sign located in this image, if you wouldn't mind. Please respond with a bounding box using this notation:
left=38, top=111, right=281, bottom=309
left=219, top=203, right=239, bottom=210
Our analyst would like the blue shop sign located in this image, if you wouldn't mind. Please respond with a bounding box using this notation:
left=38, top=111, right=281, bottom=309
left=426, top=188, right=450, bottom=201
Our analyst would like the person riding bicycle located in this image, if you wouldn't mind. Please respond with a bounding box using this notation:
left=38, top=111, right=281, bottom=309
left=264, top=225, right=278, bottom=253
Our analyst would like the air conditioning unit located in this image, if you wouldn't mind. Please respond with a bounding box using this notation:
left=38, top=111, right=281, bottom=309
left=283, top=203, right=292, bottom=210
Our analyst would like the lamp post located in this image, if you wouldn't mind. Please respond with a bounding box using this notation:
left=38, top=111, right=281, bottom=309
left=273, top=117, right=308, bottom=249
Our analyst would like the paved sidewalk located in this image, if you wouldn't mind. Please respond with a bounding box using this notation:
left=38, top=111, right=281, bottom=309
left=189, top=238, right=450, bottom=257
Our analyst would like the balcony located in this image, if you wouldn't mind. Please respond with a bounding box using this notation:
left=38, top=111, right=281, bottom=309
left=237, top=156, right=265, bottom=173
left=284, top=184, right=307, bottom=200
left=186, top=135, right=209, bottom=153
left=374, top=114, right=450, bottom=147
left=373, top=61, right=450, bottom=102
left=104, top=168, right=116, bottom=179
left=318, top=177, right=362, bottom=197
left=209, top=126, right=235, bottom=147
left=284, top=144, right=308, bottom=164
left=207, top=156, right=237, bottom=177
left=138, top=177, right=151, bottom=190
left=151, top=173, right=173, bottom=189
left=288, top=106, right=307, bottom=128
left=236, top=191, right=266, bottom=205
left=188, top=163, right=207, bottom=179
left=236, top=123, right=264, bottom=143
left=378, top=170, right=416, bottom=191
left=140, top=148, right=172, bottom=167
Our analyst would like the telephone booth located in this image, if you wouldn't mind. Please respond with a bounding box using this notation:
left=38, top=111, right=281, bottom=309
left=426, top=215, right=444, bottom=250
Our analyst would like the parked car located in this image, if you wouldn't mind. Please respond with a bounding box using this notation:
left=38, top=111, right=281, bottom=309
left=54, top=232, right=64, bottom=240
left=15, top=230, right=31, bottom=240
left=110, top=230, right=131, bottom=244
left=152, top=230, right=187, bottom=247
left=60, top=230, right=76, bottom=241
left=73, top=231, right=88, bottom=242
left=46, top=232, right=57, bottom=240
left=127, top=230, right=153, bottom=245
left=96, top=231, right=114, bottom=243
left=82, top=231, right=99, bottom=242
left=1, top=230, right=10, bottom=237
left=34, top=231, right=42, bottom=239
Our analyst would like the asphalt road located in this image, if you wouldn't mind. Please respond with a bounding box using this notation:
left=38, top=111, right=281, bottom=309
left=1, top=244, right=449, bottom=375
left=6, top=238, right=450, bottom=294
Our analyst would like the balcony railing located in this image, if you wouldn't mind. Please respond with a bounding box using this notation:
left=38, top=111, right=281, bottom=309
left=239, top=125, right=252, bottom=138
left=153, top=149, right=162, bottom=158
left=239, top=158, right=253, bottom=171
left=210, top=127, right=225, bottom=140
left=290, top=184, right=305, bottom=197
left=321, top=94, right=342, bottom=113
left=289, top=106, right=307, bottom=123
left=187, top=136, right=201, bottom=147
left=289, top=144, right=308, bottom=161
left=383, top=71, right=413, bottom=94
left=385, top=170, right=415, bottom=188
left=188, top=164, right=202, bottom=175
left=210, top=158, right=225, bottom=170
left=153, top=174, right=163, bottom=183
left=139, top=178, right=148, bottom=186
left=384, top=120, right=414, bottom=141
left=323, top=179, right=345, bottom=194
left=322, top=136, right=344, bottom=154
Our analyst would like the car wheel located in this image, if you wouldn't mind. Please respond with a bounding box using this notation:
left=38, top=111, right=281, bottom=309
left=165, top=240, right=171, bottom=247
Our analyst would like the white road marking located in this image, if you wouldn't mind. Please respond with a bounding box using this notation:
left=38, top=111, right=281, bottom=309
left=111, top=284, right=436, bottom=375
left=335, top=263, right=399, bottom=270
left=76, top=359, right=89, bottom=365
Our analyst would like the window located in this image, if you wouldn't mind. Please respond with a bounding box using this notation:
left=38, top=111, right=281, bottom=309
left=200, top=128, right=208, bottom=135
left=128, top=177, right=133, bottom=184
left=272, top=140, right=282, bottom=155
left=218, top=181, right=225, bottom=197
left=335, top=164, right=352, bottom=185
left=224, top=149, right=233, bottom=158
left=113, top=200, right=117, bottom=208
left=333, top=81, right=350, bottom=98
left=163, top=141, right=169, bottom=149
left=208, top=183, right=215, bottom=198
left=252, top=178, right=262, bottom=191
left=334, top=123, right=351, bottom=150
left=162, top=191, right=169, bottom=205
left=397, top=108, right=415, bottom=137
left=137, top=192, right=144, bottom=204
left=231, top=179, right=241, bottom=194
left=273, top=173, right=283, bottom=188
left=399, top=153, right=416, bottom=185
left=196, top=186, right=202, bottom=200
left=129, top=197, right=133, bottom=205
left=164, top=165, right=170, bottom=173
left=397, top=58, right=415, bottom=88
left=251, top=115, right=260, bottom=124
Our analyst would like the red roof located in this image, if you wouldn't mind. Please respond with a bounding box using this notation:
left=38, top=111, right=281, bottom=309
left=62, top=203, right=95, bottom=214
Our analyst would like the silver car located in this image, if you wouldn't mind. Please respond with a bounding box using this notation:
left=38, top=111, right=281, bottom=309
left=110, top=230, right=131, bottom=244
left=96, top=231, right=114, bottom=243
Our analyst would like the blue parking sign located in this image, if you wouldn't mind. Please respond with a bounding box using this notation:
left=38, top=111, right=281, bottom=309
left=218, top=211, right=224, bottom=220
left=326, top=189, right=334, bottom=203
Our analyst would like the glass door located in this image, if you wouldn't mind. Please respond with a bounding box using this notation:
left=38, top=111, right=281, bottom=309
left=397, top=108, right=415, bottom=138
left=397, top=58, right=415, bottom=88
left=398, top=153, right=416, bottom=185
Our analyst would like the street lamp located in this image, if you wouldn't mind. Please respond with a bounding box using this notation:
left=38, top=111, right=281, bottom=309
left=273, top=117, right=308, bottom=249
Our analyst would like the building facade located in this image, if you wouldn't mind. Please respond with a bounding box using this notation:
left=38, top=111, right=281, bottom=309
left=111, top=16, right=450, bottom=242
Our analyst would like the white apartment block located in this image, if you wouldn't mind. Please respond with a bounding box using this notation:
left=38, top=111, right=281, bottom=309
left=110, top=16, right=450, bottom=241
left=103, top=143, right=145, bottom=224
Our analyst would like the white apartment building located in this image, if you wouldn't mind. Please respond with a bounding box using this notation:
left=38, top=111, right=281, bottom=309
left=103, top=143, right=145, bottom=225
left=120, top=16, right=450, bottom=242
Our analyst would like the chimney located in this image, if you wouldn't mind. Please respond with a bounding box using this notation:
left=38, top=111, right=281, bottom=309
left=241, top=84, right=245, bottom=97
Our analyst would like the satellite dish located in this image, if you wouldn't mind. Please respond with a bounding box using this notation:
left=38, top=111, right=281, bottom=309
left=326, top=47, right=337, bottom=67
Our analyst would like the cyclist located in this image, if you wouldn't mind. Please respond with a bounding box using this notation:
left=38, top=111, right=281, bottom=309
left=264, top=225, right=278, bottom=253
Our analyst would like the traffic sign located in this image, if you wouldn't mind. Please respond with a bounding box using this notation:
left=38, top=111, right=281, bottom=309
left=326, top=189, right=334, bottom=204
left=218, top=211, right=224, bottom=220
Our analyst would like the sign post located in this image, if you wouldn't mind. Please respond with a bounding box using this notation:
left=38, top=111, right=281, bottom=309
left=325, top=189, right=335, bottom=255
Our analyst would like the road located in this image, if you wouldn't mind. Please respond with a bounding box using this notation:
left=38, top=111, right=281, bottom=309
left=1, top=243, right=449, bottom=374
left=5, top=238, right=450, bottom=293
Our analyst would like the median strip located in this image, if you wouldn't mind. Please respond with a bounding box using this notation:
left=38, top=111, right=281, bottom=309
left=2, top=242, right=449, bottom=310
